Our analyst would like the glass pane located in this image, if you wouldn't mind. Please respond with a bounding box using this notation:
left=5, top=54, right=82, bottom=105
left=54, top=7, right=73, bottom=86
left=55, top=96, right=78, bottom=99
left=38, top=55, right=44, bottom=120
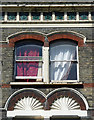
left=43, top=12, right=52, bottom=20
left=79, top=12, right=88, bottom=20
left=32, top=12, right=40, bottom=20
left=50, top=62, right=77, bottom=80
left=55, top=12, right=64, bottom=20
left=15, top=41, right=43, bottom=77
left=8, top=12, right=17, bottom=20
left=67, top=12, right=76, bottom=20
left=16, top=45, right=42, bottom=57
left=0, top=12, right=4, bottom=20
left=91, top=12, right=94, bottom=20
left=50, top=41, right=77, bottom=61
left=16, top=62, right=42, bottom=77
left=19, top=12, right=29, bottom=20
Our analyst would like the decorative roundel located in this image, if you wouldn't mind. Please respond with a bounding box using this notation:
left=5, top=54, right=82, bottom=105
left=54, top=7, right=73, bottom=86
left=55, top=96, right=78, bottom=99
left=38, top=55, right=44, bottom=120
left=51, top=97, right=80, bottom=110
left=14, top=97, right=43, bottom=110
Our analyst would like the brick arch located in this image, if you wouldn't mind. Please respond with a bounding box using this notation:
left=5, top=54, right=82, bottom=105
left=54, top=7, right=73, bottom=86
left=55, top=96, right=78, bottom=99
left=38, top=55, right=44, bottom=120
left=47, top=32, right=85, bottom=47
left=8, top=32, right=45, bottom=47
left=6, top=88, right=46, bottom=111
left=47, top=88, right=89, bottom=110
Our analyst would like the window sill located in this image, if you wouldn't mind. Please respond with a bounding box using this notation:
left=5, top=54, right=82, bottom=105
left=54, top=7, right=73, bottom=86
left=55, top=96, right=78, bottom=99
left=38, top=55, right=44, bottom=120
left=10, top=82, right=46, bottom=85
left=51, top=80, right=79, bottom=83
left=10, top=81, right=83, bottom=86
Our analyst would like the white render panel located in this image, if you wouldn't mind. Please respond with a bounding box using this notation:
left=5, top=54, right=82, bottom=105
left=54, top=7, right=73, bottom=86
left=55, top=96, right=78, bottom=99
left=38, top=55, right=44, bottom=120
left=7, top=110, right=87, bottom=117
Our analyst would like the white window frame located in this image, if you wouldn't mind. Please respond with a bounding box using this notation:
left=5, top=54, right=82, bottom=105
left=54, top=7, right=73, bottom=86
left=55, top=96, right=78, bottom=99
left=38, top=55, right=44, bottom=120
left=13, top=40, right=79, bottom=84
left=15, top=43, right=44, bottom=82
left=49, top=42, right=79, bottom=83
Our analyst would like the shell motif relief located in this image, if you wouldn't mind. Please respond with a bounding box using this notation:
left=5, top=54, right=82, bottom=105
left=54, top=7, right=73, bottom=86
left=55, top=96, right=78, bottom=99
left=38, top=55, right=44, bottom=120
left=51, top=97, right=80, bottom=110
left=14, top=97, right=43, bottom=110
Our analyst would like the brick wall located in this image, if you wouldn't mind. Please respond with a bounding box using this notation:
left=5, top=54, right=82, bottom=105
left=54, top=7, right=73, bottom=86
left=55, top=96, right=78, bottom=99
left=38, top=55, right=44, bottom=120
left=0, top=27, right=94, bottom=119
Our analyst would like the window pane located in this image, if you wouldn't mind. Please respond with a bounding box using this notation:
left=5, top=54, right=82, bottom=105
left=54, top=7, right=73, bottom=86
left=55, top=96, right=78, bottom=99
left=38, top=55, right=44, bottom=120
left=79, top=12, right=88, bottom=20
left=8, top=12, right=17, bottom=20
left=19, top=12, right=29, bottom=20
left=50, top=40, right=77, bottom=81
left=0, top=12, right=4, bottom=20
left=91, top=12, right=94, bottom=20
left=50, top=62, right=77, bottom=80
left=15, top=41, right=43, bottom=78
left=43, top=12, right=52, bottom=20
left=16, top=45, right=42, bottom=57
left=55, top=12, right=64, bottom=20
left=16, top=62, right=42, bottom=77
left=67, top=12, right=76, bottom=20
left=50, top=41, right=77, bottom=61
left=32, top=12, right=40, bottom=20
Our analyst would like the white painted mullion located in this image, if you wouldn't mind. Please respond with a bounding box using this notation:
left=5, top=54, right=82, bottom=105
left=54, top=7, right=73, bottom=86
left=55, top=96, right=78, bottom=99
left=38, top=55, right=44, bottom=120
left=89, top=12, right=91, bottom=21
left=5, top=12, right=7, bottom=21
left=28, top=12, right=31, bottom=21
left=52, top=12, right=55, bottom=21
left=16, top=12, right=19, bottom=21
left=40, top=12, right=43, bottom=21
left=64, top=12, right=67, bottom=21
left=76, top=12, right=79, bottom=21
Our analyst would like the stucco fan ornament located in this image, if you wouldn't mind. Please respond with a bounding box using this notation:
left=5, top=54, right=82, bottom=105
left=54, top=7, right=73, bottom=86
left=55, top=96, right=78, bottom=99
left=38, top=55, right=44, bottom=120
left=14, top=97, right=43, bottom=110
left=51, top=97, right=80, bottom=110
